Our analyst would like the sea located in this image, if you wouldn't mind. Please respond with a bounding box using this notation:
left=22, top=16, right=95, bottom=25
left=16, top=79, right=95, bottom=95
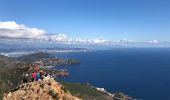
left=52, top=48, right=170, bottom=100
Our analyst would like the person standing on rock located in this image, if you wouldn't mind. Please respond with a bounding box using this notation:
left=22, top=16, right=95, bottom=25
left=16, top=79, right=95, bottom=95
left=36, top=72, right=41, bottom=81
left=32, top=72, right=36, bottom=81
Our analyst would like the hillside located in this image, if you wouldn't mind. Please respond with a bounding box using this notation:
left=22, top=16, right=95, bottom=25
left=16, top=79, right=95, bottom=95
left=16, top=52, right=50, bottom=63
left=0, top=55, right=28, bottom=100
left=59, top=81, right=113, bottom=100
left=16, top=52, right=80, bottom=66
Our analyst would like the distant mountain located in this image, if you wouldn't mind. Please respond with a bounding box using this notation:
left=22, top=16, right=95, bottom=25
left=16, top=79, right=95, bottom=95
left=16, top=52, right=50, bottom=63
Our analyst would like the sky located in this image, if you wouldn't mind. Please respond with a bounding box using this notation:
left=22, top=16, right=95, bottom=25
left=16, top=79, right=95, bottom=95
left=0, top=0, right=170, bottom=45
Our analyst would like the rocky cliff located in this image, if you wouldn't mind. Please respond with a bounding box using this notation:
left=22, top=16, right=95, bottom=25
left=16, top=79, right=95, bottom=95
left=3, top=78, right=81, bottom=100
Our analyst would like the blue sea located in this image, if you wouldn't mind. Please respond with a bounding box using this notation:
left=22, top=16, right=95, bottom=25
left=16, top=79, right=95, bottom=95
left=52, top=48, right=170, bottom=100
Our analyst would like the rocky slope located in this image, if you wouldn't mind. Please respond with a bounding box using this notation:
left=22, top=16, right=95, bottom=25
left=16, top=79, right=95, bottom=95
left=3, top=78, right=81, bottom=100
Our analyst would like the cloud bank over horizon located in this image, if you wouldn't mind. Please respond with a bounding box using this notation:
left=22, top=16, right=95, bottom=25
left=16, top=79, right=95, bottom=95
left=0, top=21, right=164, bottom=46
left=0, top=21, right=110, bottom=44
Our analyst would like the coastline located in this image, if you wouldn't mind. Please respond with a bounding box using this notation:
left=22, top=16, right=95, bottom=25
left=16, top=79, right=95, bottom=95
left=0, top=49, right=90, bottom=57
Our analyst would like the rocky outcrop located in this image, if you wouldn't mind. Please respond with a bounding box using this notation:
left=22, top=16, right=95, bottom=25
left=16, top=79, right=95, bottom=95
left=3, top=78, right=81, bottom=100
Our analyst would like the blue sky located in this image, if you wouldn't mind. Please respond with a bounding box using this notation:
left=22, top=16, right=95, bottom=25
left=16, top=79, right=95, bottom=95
left=0, top=0, right=170, bottom=42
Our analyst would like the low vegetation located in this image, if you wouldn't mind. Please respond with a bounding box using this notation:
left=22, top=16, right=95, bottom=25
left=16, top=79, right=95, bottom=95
left=59, top=80, right=113, bottom=100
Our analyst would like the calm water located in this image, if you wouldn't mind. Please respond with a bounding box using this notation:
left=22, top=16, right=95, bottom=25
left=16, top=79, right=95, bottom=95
left=52, top=48, right=170, bottom=100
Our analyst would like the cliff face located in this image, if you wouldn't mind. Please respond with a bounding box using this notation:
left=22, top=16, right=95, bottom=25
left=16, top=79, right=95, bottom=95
left=3, top=78, right=81, bottom=100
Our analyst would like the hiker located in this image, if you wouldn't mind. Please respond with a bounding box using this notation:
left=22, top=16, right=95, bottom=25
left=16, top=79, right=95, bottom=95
left=40, top=70, right=45, bottom=80
left=32, top=72, right=37, bottom=81
left=44, top=73, right=50, bottom=80
left=36, top=72, right=41, bottom=81
left=31, top=77, right=34, bottom=82
left=48, top=73, right=52, bottom=78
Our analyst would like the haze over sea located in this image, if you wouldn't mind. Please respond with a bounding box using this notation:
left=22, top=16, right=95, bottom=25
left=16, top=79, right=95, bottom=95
left=53, top=48, right=170, bottom=100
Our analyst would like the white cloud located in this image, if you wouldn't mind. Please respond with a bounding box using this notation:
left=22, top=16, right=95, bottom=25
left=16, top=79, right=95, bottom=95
left=0, top=21, right=46, bottom=40
left=0, top=21, right=109, bottom=44
left=67, top=38, right=108, bottom=44
left=1, top=21, right=168, bottom=47
left=116, top=38, right=134, bottom=43
left=92, top=38, right=108, bottom=44
left=49, top=34, right=68, bottom=42
left=0, top=21, right=21, bottom=29
left=149, top=40, right=158, bottom=44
